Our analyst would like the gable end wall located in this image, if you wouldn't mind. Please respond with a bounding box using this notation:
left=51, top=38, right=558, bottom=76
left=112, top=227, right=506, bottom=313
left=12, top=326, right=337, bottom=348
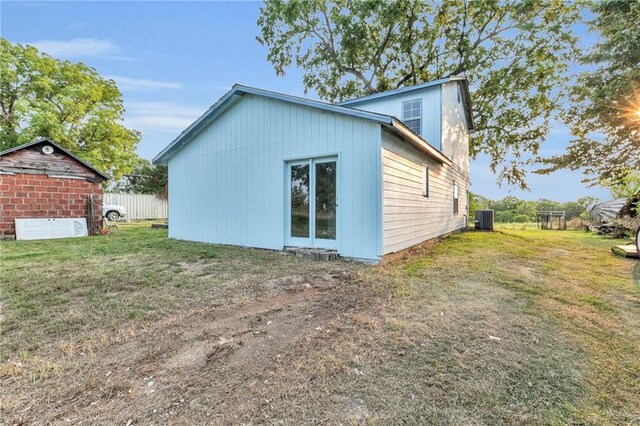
left=440, top=81, right=470, bottom=170
left=167, top=94, right=383, bottom=261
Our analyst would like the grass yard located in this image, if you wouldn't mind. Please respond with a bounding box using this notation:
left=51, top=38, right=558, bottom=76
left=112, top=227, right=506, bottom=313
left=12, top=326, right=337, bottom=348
left=1, top=223, right=639, bottom=424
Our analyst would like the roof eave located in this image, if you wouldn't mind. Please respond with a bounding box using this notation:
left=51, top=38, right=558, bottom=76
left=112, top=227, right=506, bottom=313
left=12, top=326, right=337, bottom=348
left=458, top=78, right=476, bottom=131
left=337, top=76, right=454, bottom=106
left=153, top=89, right=243, bottom=165
left=0, top=138, right=109, bottom=180
left=338, top=75, right=476, bottom=132
left=152, top=85, right=394, bottom=165
left=387, top=119, right=452, bottom=165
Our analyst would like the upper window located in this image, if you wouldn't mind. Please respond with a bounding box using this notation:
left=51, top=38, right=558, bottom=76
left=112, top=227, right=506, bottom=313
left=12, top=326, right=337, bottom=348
left=457, top=84, right=462, bottom=104
left=402, top=99, right=422, bottom=136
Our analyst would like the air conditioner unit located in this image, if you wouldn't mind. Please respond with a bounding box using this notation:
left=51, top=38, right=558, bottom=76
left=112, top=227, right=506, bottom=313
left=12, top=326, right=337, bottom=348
left=475, top=210, right=494, bottom=231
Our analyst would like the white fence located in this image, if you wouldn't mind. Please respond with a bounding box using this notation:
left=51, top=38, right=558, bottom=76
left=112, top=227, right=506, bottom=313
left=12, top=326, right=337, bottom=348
left=104, top=193, right=168, bottom=220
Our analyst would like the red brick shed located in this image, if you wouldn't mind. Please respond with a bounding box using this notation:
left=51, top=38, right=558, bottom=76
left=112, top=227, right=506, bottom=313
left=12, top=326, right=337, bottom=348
left=0, top=138, right=108, bottom=238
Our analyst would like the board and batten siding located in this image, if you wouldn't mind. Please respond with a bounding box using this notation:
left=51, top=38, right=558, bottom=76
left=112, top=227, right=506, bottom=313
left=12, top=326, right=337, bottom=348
left=381, top=130, right=469, bottom=255
left=168, top=94, right=383, bottom=261
left=343, top=85, right=442, bottom=151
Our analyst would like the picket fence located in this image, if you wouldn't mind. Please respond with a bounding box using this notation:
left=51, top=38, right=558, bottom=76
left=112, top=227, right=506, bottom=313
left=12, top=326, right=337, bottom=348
left=103, top=193, right=168, bottom=220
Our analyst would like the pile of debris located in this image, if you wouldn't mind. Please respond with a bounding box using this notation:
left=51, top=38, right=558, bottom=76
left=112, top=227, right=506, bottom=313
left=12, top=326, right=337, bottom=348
left=591, top=189, right=639, bottom=258
left=587, top=189, right=639, bottom=239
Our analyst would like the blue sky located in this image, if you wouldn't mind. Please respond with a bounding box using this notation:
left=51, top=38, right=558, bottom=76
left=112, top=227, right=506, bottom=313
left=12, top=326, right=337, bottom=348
left=1, top=1, right=612, bottom=201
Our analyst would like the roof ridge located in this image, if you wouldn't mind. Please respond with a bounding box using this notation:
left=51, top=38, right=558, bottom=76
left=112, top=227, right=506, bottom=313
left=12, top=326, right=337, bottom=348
left=336, top=76, right=458, bottom=105
left=0, top=138, right=109, bottom=180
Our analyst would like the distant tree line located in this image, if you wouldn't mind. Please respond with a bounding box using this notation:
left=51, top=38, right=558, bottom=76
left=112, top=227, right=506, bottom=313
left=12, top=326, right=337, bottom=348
left=469, top=194, right=600, bottom=223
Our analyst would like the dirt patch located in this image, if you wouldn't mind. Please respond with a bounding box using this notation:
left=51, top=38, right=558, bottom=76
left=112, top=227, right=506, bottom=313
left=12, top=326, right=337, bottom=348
left=1, top=269, right=376, bottom=424
left=176, top=260, right=211, bottom=275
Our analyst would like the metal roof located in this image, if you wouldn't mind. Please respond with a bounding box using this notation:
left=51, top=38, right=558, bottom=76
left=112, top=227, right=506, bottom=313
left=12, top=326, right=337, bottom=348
left=153, top=84, right=451, bottom=165
left=337, top=75, right=475, bottom=131
left=0, top=138, right=109, bottom=180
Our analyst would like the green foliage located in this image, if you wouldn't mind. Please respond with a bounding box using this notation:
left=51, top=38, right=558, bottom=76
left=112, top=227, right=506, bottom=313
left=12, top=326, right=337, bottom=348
left=539, top=0, right=640, bottom=185
left=494, top=210, right=516, bottom=223
left=474, top=193, right=600, bottom=223
left=602, top=172, right=640, bottom=199
left=257, top=0, right=580, bottom=189
left=512, top=214, right=531, bottom=223
left=0, top=38, right=140, bottom=180
left=468, top=192, right=490, bottom=219
left=113, top=159, right=168, bottom=197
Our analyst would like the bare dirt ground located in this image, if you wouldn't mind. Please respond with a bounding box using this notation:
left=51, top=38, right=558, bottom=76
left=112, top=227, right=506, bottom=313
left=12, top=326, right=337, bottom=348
left=3, top=268, right=378, bottom=425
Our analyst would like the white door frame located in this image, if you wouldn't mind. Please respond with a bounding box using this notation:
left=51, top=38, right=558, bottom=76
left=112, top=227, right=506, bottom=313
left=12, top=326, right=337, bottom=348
left=285, top=155, right=339, bottom=250
left=285, top=159, right=312, bottom=248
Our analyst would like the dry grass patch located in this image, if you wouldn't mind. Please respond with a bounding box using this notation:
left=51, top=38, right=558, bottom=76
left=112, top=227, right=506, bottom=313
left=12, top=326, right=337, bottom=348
left=1, top=223, right=638, bottom=424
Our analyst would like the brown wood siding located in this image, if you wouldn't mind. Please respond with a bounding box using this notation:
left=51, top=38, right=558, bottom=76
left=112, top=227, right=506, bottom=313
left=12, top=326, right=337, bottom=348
left=0, top=144, right=102, bottom=180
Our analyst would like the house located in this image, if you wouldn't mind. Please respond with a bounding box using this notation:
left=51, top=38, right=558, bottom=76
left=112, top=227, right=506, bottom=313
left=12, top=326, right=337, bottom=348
left=0, top=138, right=107, bottom=239
left=153, top=76, right=474, bottom=262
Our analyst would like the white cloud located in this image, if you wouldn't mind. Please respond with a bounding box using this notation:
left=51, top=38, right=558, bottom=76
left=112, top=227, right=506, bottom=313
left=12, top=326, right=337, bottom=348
left=107, top=76, right=183, bottom=91
left=124, top=102, right=204, bottom=132
left=25, top=38, right=126, bottom=59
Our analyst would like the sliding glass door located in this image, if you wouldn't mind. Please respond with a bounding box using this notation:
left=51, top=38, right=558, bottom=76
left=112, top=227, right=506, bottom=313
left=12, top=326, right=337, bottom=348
left=286, top=157, right=338, bottom=249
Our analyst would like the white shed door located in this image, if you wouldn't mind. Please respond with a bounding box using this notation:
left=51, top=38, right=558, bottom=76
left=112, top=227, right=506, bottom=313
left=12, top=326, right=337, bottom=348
left=15, top=218, right=88, bottom=240
left=286, top=157, right=338, bottom=250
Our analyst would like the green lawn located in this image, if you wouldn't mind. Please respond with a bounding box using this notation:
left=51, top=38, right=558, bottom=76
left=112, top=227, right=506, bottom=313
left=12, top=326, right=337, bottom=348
left=1, top=223, right=638, bottom=424
left=0, top=223, right=357, bottom=360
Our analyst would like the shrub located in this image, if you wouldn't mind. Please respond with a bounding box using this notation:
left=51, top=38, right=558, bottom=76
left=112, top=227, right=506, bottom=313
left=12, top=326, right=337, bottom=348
left=495, top=211, right=515, bottom=223
left=513, top=215, right=531, bottom=223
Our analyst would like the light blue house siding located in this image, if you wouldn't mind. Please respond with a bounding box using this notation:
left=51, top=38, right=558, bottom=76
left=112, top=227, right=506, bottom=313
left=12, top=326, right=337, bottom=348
left=339, top=85, right=442, bottom=150
left=167, top=94, right=383, bottom=261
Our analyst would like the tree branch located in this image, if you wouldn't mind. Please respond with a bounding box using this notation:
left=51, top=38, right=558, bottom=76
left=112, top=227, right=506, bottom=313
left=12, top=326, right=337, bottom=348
left=313, top=6, right=376, bottom=93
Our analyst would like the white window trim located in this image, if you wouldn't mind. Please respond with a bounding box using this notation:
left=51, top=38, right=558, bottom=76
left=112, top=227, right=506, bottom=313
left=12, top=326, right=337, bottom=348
left=402, top=98, right=422, bottom=136
left=422, top=164, right=429, bottom=198
left=453, top=181, right=460, bottom=215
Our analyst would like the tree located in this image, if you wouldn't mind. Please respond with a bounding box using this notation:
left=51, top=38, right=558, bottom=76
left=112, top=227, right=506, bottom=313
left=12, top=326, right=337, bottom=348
left=0, top=38, right=140, bottom=179
left=478, top=195, right=600, bottom=223
left=514, top=199, right=537, bottom=218
left=257, top=0, right=580, bottom=189
left=562, top=196, right=599, bottom=219
left=468, top=192, right=489, bottom=218
left=113, top=159, right=168, bottom=197
left=603, top=172, right=640, bottom=199
left=490, top=195, right=520, bottom=212
left=539, top=0, right=640, bottom=187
